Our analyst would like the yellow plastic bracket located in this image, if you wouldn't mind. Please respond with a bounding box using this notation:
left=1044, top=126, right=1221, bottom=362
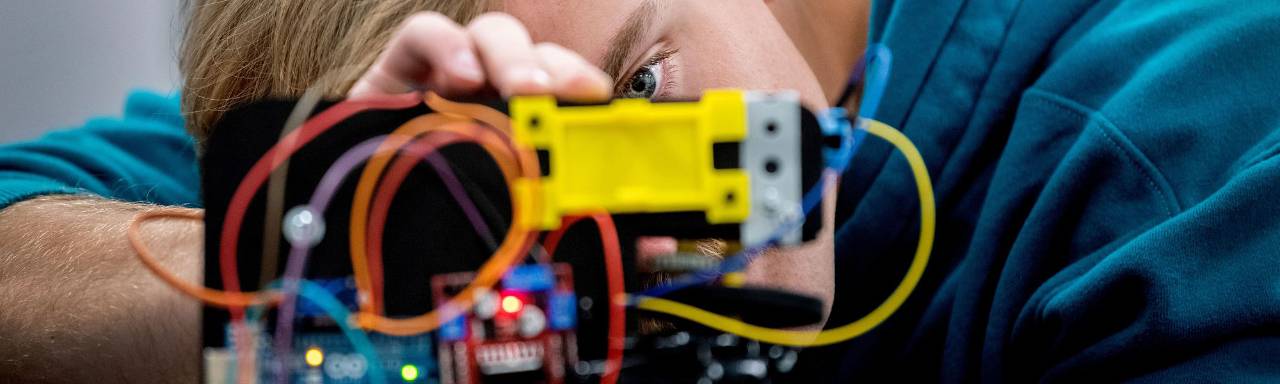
left=510, top=90, right=751, bottom=230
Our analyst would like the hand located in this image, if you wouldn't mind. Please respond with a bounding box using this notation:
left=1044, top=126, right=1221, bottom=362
left=349, top=12, right=612, bottom=101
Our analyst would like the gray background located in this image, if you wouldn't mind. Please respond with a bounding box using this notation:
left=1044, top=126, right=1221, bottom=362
left=0, top=0, right=180, bottom=143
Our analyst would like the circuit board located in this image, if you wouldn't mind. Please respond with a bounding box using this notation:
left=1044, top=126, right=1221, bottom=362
left=195, top=90, right=848, bottom=383
left=204, top=278, right=438, bottom=384
left=434, top=264, right=578, bottom=384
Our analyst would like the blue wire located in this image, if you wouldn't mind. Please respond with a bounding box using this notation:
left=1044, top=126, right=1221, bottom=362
left=857, top=44, right=892, bottom=119
left=834, top=43, right=890, bottom=172
left=298, top=280, right=388, bottom=384
left=235, top=280, right=388, bottom=384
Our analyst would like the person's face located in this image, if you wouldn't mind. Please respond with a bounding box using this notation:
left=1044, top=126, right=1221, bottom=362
left=504, top=0, right=826, bottom=108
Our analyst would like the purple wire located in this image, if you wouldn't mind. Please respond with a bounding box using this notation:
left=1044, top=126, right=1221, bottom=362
left=271, top=136, right=383, bottom=383
left=425, top=153, right=497, bottom=248
left=272, top=134, right=499, bottom=383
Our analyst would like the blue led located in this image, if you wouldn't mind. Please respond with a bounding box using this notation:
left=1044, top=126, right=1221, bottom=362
left=438, top=314, right=467, bottom=342
left=502, top=264, right=554, bottom=292
left=548, top=291, right=577, bottom=330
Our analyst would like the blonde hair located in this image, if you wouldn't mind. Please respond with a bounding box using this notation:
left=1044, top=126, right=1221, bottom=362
left=179, top=0, right=494, bottom=145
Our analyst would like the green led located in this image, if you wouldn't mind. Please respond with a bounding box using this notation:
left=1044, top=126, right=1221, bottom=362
left=400, top=364, right=420, bottom=382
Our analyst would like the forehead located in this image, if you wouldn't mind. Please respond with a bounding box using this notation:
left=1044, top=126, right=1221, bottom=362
left=503, top=0, right=649, bottom=68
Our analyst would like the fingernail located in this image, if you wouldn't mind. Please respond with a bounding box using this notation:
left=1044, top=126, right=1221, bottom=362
left=451, top=51, right=484, bottom=82
left=505, top=67, right=552, bottom=96
left=558, top=72, right=612, bottom=102
left=586, top=70, right=613, bottom=98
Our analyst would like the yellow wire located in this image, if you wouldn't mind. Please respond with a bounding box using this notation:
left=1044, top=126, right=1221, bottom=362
left=632, top=118, right=935, bottom=347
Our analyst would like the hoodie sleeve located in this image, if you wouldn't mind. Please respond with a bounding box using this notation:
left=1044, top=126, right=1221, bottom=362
left=0, top=90, right=199, bottom=209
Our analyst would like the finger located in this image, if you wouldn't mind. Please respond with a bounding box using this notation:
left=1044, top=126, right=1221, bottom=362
left=349, top=12, right=485, bottom=98
left=635, top=236, right=679, bottom=267
left=467, top=13, right=552, bottom=97
left=534, top=43, right=613, bottom=102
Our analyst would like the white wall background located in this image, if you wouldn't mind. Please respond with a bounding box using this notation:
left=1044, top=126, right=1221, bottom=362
left=0, top=0, right=180, bottom=143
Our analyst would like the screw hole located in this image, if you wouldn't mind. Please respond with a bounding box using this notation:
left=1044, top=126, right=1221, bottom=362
left=529, top=116, right=541, bottom=130
left=765, top=120, right=779, bottom=135
left=724, top=191, right=736, bottom=204
left=764, top=158, right=780, bottom=175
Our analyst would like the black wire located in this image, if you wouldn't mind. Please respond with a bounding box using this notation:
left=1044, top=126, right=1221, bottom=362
left=444, top=155, right=551, bottom=263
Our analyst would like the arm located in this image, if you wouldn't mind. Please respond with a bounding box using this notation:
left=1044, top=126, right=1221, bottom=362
left=0, top=13, right=612, bottom=382
left=0, top=196, right=202, bottom=383
left=0, top=91, right=201, bottom=381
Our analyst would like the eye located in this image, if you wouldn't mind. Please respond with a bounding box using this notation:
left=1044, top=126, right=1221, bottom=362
left=616, top=48, right=678, bottom=100
left=619, top=61, right=664, bottom=99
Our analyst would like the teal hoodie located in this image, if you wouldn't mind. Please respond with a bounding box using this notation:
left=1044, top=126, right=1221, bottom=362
left=0, top=90, right=197, bottom=208
left=0, top=0, right=1277, bottom=382
left=817, top=0, right=1280, bottom=382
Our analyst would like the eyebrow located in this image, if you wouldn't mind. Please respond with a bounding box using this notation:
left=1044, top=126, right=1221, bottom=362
left=600, top=0, right=659, bottom=81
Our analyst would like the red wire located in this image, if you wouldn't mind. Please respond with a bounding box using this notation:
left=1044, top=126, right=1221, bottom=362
left=218, top=93, right=420, bottom=301
left=364, top=121, right=519, bottom=314
left=543, top=214, right=626, bottom=384
left=216, top=93, right=422, bottom=377
left=539, top=217, right=580, bottom=257
left=366, top=131, right=466, bottom=312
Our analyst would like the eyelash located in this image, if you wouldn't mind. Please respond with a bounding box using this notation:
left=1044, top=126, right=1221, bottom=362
left=617, top=48, right=679, bottom=99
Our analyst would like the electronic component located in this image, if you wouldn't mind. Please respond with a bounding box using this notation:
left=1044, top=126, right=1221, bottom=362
left=115, top=44, right=934, bottom=384
left=191, top=87, right=905, bottom=383
left=202, top=278, right=437, bottom=383
left=204, top=328, right=436, bottom=383
left=509, top=90, right=821, bottom=245
left=433, top=264, right=578, bottom=384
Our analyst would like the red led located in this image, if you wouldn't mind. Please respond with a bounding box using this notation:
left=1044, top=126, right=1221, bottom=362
left=500, top=294, right=524, bottom=314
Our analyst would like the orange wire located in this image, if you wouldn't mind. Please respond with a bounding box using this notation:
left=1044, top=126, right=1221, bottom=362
left=348, top=113, right=462, bottom=315
left=349, top=113, right=524, bottom=316
left=128, top=209, right=280, bottom=308
left=366, top=123, right=519, bottom=312
left=349, top=99, right=543, bottom=336
left=425, top=92, right=513, bottom=133
left=356, top=143, right=538, bottom=335
left=131, top=91, right=540, bottom=338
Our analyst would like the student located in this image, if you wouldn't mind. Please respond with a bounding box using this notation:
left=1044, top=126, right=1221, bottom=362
left=1, top=0, right=1277, bottom=382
